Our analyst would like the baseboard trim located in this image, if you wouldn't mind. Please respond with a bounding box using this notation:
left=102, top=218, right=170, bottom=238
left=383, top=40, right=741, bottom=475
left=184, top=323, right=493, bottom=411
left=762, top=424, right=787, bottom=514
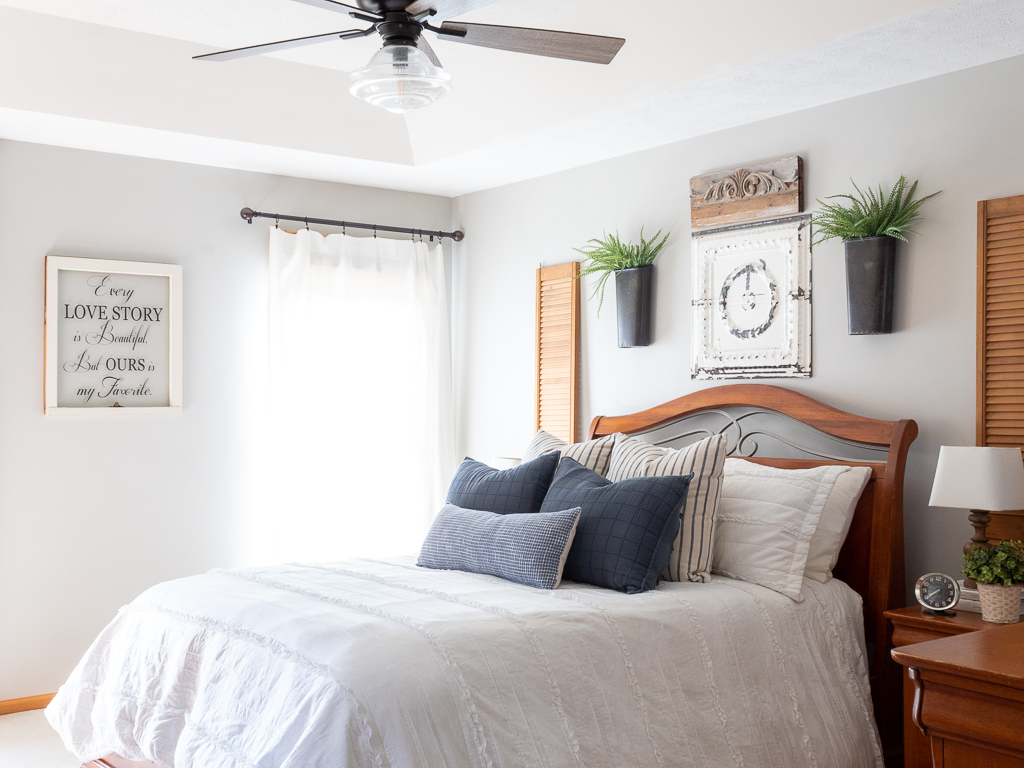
left=0, top=693, right=57, bottom=716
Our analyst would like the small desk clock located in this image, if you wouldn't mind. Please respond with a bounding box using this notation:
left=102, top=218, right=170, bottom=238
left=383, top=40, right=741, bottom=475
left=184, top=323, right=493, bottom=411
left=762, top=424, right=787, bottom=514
left=915, top=572, right=960, bottom=616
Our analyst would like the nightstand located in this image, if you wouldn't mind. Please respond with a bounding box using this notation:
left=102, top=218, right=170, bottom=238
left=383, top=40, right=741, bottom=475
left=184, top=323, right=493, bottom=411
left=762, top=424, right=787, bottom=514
left=892, top=621, right=1024, bottom=767
left=885, top=607, right=995, bottom=768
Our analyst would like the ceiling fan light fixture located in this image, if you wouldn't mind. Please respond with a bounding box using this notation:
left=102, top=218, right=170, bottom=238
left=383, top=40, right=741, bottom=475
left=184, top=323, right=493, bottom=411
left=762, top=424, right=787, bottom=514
left=349, top=44, right=452, bottom=114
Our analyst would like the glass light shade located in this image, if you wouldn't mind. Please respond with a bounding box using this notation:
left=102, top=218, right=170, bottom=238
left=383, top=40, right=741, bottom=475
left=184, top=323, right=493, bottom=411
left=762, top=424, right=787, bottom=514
left=929, top=445, right=1024, bottom=510
left=349, top=44, right=452, bottom=114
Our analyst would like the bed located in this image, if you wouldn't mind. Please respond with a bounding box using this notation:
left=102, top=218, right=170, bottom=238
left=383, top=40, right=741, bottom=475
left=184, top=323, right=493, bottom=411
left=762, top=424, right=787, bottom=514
left=49, top=384, right=917, bottom=768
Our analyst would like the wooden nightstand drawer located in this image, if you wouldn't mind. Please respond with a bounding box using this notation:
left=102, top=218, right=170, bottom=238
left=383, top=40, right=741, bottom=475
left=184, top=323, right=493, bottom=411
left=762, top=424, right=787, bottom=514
left=918, top=670, right=1024, bottom=752
left=886, top=606, right=990, bottom=647
left=939, top=740, right=1024, bottom=768
left=892, top=624, right=958, bottom=647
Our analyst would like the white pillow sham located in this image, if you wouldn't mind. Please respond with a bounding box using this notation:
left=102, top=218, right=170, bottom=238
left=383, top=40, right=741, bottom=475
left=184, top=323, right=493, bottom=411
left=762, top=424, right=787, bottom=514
left=804, top=466, right=872, bottom=583
left=713, top=459, right=846, bottom=601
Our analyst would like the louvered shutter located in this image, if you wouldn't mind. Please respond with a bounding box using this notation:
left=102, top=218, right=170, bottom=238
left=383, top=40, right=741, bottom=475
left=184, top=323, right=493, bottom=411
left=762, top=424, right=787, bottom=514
left=978, top=195, right=1024, bottom=448
left=536, top=262, right=580, bottom=443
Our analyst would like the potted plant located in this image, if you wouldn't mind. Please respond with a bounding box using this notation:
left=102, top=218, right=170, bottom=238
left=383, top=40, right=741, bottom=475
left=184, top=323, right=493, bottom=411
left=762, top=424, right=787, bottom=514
left=963, top=539, right=1024, bottom=624
left=575, top=228, right=670, bottom=347
left=812, top=175, right=939, bottom=335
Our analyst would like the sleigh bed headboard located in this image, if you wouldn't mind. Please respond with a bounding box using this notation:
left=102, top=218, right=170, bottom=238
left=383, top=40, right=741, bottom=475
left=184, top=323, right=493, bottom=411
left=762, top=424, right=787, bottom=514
left=588, top=383, right=918, bottom=760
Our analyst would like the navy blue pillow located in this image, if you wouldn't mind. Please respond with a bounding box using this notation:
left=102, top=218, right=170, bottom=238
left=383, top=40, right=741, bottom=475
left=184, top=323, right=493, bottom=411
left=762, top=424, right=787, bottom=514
left=540, top=457, right=693, bottom=593
left=446, top=453, right=560, bottom=515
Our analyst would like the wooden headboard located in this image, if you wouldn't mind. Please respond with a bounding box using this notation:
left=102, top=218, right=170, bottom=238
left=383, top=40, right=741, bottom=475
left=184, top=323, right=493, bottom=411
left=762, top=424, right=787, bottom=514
left=588, top=383, right=918, bottom=761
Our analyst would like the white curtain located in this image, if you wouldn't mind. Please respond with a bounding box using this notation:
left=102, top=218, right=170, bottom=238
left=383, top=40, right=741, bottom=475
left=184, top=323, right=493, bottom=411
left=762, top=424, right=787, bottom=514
left=267, top=228, right=455, bottom=563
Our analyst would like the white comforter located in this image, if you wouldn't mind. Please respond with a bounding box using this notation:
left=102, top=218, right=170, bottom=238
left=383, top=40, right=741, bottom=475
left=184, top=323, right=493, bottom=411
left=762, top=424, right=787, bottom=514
left=47, top=558, right=883, bottom=768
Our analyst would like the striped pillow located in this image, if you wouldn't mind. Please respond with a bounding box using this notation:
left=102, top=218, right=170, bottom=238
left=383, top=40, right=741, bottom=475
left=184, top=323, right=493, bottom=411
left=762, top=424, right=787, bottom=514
left=607, top=433, right=728, bottom=582
left=522, top=430, right=618, bottom=476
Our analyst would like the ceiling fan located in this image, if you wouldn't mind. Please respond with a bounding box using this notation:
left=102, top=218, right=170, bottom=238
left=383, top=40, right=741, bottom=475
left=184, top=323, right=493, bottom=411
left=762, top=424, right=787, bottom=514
left=194, top=0, right=626, bottom=114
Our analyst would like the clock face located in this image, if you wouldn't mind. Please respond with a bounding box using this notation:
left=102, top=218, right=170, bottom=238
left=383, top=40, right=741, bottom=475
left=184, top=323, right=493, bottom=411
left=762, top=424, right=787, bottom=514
left=718, top=259, right=779, bottom=340
left=915, top=573, right=960, bottom=610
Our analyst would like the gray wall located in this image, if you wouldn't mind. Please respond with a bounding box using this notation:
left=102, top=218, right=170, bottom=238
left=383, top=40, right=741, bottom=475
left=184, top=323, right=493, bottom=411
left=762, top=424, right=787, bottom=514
left=0, top=141, right=451, bottom=699
left=452, top=54, right=1024, bottom=601
left=6, top=52, right=1022, bottom=702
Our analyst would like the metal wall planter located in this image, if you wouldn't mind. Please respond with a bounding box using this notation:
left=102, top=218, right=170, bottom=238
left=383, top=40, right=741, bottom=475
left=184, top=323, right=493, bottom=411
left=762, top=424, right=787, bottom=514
left=845, top=235, right=896, bottom=335
left=616, top=265, right=653, bottom=347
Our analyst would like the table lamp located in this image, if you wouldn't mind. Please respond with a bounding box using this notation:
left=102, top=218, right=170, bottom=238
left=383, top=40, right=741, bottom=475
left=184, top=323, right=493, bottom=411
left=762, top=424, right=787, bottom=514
left=929, top=445, right=1024, bottom=586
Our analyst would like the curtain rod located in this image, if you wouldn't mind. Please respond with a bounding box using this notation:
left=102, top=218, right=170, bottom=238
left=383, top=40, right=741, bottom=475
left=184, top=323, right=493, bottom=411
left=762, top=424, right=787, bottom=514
left=240, top=208, right=464, bottom=242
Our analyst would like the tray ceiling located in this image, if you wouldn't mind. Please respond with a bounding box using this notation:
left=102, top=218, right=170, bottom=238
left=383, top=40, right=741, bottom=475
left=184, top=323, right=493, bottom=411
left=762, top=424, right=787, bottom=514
left=0, top=0, right=1021, bottom=196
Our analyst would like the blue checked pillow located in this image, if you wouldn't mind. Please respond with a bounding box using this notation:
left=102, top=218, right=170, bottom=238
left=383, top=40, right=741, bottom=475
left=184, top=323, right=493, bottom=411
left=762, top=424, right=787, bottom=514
left=418, top=504, right=582, bottom=589
left=608, top=433, right=727, bottom=583
left=540, top=458, right=693, bottom=593
left=446, top=453, right=559, bottom=515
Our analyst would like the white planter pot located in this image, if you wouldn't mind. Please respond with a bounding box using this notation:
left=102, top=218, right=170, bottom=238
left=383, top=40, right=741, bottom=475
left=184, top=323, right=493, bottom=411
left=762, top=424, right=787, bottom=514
left=977, top=583, right=1022, bottom=624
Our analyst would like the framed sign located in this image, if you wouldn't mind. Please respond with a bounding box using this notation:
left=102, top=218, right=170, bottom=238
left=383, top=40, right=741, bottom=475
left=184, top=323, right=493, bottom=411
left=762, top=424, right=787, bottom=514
left=44, top=256, right=183, bottom=414
left=691, top=215, right=811, bottom=380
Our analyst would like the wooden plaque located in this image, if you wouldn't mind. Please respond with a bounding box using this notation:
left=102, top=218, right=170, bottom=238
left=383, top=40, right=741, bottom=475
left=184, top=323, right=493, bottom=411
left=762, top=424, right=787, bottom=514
left=690, top=156, right=803, bottom=229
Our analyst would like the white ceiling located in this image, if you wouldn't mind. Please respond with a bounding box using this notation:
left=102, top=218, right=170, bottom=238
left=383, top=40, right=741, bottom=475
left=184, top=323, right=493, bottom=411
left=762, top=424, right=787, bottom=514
left=0, top=0, right=1022, bottom=196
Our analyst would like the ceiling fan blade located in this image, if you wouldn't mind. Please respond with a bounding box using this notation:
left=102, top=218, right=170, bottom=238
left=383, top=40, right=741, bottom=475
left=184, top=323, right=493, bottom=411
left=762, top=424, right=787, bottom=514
left=417, top=35, right=443, bottom=68
left=405, top=0, right=499, bottom=21
left=291, top=0, right=376, bottom=16
left=437, top=22, right=624, bottom=64
left=193, top=29, right=368, bottom=62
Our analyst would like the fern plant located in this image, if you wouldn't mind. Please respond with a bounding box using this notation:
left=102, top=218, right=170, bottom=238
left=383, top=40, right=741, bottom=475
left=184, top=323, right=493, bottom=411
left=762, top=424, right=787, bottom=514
left=812, top=175, right=940, bottom=247
left=574, top=228, right=670, bottom=315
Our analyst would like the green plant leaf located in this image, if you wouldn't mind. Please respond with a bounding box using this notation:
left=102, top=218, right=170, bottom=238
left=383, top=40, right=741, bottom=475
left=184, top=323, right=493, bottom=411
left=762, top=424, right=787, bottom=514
left=811, top=175, right=940, bottom=247
left=573, top=227, right=671, bottom=316
left=962, top=540, right=1024, bottom=584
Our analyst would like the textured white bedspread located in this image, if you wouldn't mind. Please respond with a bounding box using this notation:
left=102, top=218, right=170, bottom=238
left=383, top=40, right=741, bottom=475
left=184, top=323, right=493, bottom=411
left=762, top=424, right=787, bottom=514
left=47, top=558, right=883, bottom=768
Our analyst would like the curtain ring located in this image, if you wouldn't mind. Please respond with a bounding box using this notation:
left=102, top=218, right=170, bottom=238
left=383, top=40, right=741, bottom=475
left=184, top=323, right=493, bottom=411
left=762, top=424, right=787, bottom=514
left=304, top=217, right=309, bottom=231
left=373, top=224, right=377, bottom=239
left=274, top=215, right=279, bottom=230
left=342, top=222, right=347, bottom=236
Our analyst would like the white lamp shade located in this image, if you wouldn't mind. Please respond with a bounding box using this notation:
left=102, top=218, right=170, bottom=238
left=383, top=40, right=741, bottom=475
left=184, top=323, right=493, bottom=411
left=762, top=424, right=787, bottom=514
left=929, top=446, right=1024, bottom=510
left=490, top=457, right=522, bottom=471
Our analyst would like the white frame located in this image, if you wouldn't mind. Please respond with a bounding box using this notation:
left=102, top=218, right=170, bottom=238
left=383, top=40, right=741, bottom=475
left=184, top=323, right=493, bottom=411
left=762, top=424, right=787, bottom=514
left=691, top=215, right=811, bottom=380
left=44, top=256, right=183, bottom=415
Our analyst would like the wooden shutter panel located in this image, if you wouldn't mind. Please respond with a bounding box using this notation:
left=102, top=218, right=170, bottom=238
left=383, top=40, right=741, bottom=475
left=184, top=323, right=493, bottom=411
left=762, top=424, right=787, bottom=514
left=536, top=262, right=580, bottom=443
left=978, top=194, right=1024, bottom=448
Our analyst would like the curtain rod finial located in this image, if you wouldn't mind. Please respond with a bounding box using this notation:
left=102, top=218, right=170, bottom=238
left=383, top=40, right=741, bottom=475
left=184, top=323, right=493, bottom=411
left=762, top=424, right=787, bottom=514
left=240, top=207, right=256, bottom=223
left=452, top=230, right=465, bottom=242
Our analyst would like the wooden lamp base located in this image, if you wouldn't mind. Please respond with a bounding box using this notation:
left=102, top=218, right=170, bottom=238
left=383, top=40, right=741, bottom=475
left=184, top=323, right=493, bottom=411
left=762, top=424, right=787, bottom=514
left=962, top=508, right=993, bottom=589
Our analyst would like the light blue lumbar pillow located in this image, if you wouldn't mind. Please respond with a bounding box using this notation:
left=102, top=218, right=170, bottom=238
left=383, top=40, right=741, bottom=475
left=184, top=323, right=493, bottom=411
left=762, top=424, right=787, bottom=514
left=418, top=503, right=582, bottom=589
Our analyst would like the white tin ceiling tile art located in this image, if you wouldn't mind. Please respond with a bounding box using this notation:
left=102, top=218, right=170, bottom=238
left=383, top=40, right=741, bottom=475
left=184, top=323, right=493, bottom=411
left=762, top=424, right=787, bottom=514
left=691, top=215, right=811, bottom=380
